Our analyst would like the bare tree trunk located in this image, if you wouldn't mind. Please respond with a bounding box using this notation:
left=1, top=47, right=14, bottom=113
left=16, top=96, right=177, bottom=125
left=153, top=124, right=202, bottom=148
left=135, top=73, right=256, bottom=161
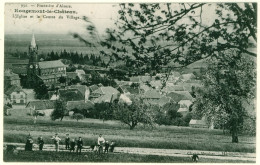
left=231, top=125, right=239, bottom=143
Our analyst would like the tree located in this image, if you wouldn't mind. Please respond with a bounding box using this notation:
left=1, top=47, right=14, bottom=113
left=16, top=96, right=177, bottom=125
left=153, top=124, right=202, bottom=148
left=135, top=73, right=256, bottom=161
left=94, top=102, right=112, bottom=121
left=74, top=3, right=256, bottom=74
left=113, top=98, right=154, bottom=130
left=192, top=50, right=256, bottom=143
left=74, top=3, right=256, bottom=140
left=71, top=113, right=84, bottom=122
left=51, top=100, right=67, bottom=121
left=58, top=76, right=67, bottom=86
left=34, top=80, right=48, bottom=99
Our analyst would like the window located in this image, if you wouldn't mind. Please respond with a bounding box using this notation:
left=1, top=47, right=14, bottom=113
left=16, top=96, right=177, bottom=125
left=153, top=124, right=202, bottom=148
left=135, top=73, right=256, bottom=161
left=20, top=95, right=23, bottom=98
left=20, top=100, right=24, bottom=103
left=13, top=100, right=16, bottom=103
left=13, top=95, right=16, bottom=99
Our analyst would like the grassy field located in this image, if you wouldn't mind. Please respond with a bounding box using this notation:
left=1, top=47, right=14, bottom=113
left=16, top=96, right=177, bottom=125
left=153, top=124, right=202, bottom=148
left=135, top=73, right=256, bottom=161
left=4, top=116, right=256, bottom=153
left=3, top=150, right=254, bottom=163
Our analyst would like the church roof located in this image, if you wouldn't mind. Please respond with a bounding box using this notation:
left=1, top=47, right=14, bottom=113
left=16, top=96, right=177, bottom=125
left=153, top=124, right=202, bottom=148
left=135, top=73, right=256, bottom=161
left=39, top=60, right=65, bottom=69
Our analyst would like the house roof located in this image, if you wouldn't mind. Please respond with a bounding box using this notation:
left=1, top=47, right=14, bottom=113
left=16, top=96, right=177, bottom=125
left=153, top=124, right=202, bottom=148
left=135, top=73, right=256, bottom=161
left=4, top=71, right=20, bottom=80
left=180, top=73, right=196, bottom=81
left=171, top=71, right=181, bottom=77
left=177, top=107, right=188, bottom=113
left=75, top=69, right=85, bottom=75
left=140, top=84, right=151, bottom=92
left=130, top=76, right=140, bottom=83
left=12, top=66, right=27, bottom=74
left=67, top=100, right=94, bottom=111
left=140, top=76, right=151, bottom=83
left=92, top=86, right=119, bottom=95
left=166, top=91, right=193, bottom=103
left=143, top=90, right=161, bottom=99
left=89, top=85, right=99, bottom=92
left=26, top=100, right=55, bottom=110
left=59, top=88, right=84, bottom=101
left=66, top=72, right=78, bottom=79
left=5, top=85, right=25, bottom=95
left=117, top=86, right=130, bottom=94
left=69, top=85, right=88, bottom=96
left=39, top=60, right=65, bottom=69
left=182, top=83, right=202, bottom=92
left=162, top=85, right=184, bottom=92
left=125, top=86, right=140, bottom=94
left=144, top=96, right=171, bottom=106
left=158, top=96, right=172, bottom=106
left=119, top=94, right=132, bottom=104
left=92, top=93, right=120, bottom=103
left=189, top=119, right=207, bottom=125
left=150, top=80, right=163, bottom=88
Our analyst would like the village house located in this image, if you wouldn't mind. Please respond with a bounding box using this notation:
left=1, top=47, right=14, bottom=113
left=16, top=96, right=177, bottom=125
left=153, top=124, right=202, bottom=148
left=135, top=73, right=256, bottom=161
left=37, top=60, right=66, bottom=86
left=75, top=69, right=86, bottom=81
left=4, top=70, right=21, bottom=87
left=26, top=100, right=55, bottom=116
left=142, top=89, right=162, bottom=103
left=150, top=80, right=163, bottom=90
left=66, top=72, right=78, bottom=83
left=5, top=86, right=27, bottom=105
left=166, top=91, right=194, bottom=103
left=118, top=94, right=133, bottom=105
left=68, top=84, right=90, bottom=101
left=90, top=86, right=120, bottom=103
left=161, top=85, right=185, bottom=94
left=50, top=88, right=85, bottom=102
left=67, top=100, right=94, bottom=115
left=180, top=73, right=196, bottom=82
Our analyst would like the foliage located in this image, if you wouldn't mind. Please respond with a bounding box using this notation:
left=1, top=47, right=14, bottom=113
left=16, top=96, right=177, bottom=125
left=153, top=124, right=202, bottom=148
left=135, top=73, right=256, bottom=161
left=58, top=76, right=66, bottom=84
left=113, top=98, right=155, bottom=129
left=74, top=3, right=256, bottom=75
left=94, top=102, right=113, bottom=121
left=33, top=80, right=49, bottom=99
left=68, top=76, right=81, bottom=85
left=84, top=71, right=117, bottom=87
left=71, top=113, right=84, bottom=121
left=192, top=50, right=256, bottom=142
left=51, top=100, right=68, bottom=121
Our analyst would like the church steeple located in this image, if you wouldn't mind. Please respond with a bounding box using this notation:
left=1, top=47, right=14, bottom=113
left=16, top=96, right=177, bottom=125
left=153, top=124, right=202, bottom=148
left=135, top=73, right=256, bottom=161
left=27, top=33, right=40, bottom=88
left=31, top=33, right=37, bottom=48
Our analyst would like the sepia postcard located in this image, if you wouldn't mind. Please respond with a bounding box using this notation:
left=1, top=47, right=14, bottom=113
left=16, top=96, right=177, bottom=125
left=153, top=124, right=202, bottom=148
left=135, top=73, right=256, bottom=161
left=1, top=0, right=258, bottom=164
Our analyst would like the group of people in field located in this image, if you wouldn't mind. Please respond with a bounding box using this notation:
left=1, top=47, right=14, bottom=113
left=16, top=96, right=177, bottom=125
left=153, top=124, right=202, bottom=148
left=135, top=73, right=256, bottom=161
left=24, top=133, right=116, bottom=154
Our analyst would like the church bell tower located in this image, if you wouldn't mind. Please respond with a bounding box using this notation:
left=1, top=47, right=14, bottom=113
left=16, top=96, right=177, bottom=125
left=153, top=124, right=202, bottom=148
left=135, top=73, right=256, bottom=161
left=27, top=34, right=40, bottom=87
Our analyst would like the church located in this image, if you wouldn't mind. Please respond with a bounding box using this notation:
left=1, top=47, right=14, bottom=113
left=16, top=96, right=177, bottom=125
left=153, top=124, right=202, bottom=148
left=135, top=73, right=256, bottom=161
left=26, top=34, right=66, bottom=87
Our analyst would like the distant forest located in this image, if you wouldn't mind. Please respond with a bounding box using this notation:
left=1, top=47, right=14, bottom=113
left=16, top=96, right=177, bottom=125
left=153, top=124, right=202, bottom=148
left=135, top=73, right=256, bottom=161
left=11, top=50, right=109, bottom=67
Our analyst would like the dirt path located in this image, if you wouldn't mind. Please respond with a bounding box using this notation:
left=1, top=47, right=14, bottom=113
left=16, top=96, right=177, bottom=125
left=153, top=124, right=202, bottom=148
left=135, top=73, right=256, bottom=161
left=4, top=142, right=256, bottom=162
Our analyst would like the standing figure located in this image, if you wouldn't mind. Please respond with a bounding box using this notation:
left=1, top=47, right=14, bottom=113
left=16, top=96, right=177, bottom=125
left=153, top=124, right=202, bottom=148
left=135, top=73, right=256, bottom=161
left=25, top=134, right=33, bottom=151
left=51, top=133, right=61, bottom=152
left=38, top=136, right=44, bottom=151
left=70, top=139, right=76, bottom=152
left=65, top=134, right=70, bottom=150
left=97, top=134, right=105, bottom=154
left=76, top=137, right=83, bottom=154
left=104, top=141, right=109, bottom=153
left=109, top=141, right=116, bottom=152
left=191, top=154, right=199, bottom=162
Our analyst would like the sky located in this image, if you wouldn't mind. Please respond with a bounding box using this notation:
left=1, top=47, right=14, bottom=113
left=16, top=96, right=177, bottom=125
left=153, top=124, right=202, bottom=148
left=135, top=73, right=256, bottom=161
left=5, top=3, right=120, bottom=35
left=4, top=3, right=220, bottom=35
